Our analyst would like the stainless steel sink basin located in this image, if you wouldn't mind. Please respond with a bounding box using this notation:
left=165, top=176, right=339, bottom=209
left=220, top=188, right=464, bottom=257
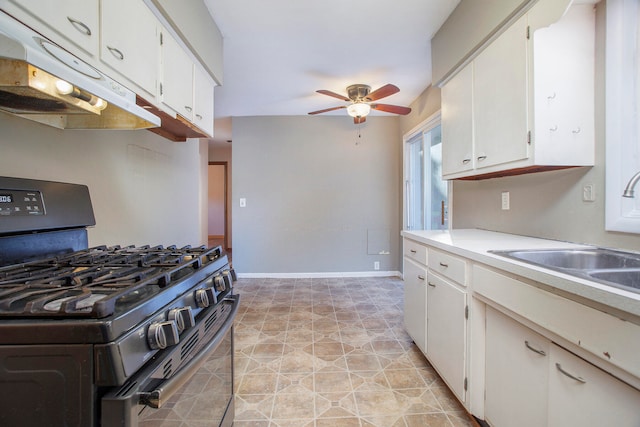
left=493, top=248, right=640, bottom=270
left=490, top=248, right=640, bottom=294
left=587, top=269, right=640, bottom=291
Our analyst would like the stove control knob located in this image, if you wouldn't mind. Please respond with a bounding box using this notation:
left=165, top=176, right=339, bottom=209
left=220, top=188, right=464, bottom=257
left=168, top=307, right=195, bottom=332
left=195, top=287, right=216, bottom=308
left=214, top=275, right=226, bottom=292
left=147, top=320, right=180, bottom=350
left=222, top=269, right=235, bottom=288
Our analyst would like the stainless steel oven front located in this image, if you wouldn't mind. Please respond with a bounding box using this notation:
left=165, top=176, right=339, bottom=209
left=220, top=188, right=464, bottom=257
left=102, top=294, right=239, bottom=427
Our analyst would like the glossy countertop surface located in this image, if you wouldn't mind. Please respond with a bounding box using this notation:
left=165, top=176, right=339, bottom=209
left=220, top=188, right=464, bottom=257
left=402, top=229, right=640, bottom=319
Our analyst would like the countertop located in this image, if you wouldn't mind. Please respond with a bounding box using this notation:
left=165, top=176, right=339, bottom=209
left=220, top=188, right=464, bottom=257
left=402, top=229, right=640, bottom=320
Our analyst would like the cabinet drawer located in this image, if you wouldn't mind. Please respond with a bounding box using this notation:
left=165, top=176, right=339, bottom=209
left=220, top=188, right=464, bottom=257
left=428, top=248, right=467, bottom=285
left=404, top=239, right=427, bottom=265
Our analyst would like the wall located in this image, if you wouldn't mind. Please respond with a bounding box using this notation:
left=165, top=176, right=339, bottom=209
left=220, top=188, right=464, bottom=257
left=419, top=1, right=640, bottom=252
left=232, top=115, right=402, bottom=275
left=431, top=0, right=536, bottom=84
left=0, top=112, right=208, bottom=248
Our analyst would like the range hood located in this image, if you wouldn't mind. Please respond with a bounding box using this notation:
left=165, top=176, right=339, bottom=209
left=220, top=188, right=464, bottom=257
left=0, top=11, right=160, bottom=130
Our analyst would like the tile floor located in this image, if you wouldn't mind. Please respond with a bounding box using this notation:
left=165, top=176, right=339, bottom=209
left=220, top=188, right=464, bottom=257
left=232, top=276, right=477, bottom=427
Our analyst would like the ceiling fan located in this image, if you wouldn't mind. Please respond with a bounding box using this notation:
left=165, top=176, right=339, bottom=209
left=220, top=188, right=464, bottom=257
left=308, top=84, right=412, bottom=124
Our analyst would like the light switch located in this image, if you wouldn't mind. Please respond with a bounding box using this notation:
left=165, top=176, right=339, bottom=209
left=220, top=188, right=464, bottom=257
left=239, top=198, right=246, bottom=208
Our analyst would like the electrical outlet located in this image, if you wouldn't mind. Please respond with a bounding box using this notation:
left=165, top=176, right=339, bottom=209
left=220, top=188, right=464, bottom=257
left=582, top=184, right=595, bottom=202
left=374, top=261, right=380, bottom=271
left=501, top=191, right=510, bottom=210
left=239, top=198, right=246, bottom=207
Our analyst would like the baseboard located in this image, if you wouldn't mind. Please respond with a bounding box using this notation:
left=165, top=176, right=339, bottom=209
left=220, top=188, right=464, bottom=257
left=237, top=271, right=402, bottom=279
left=208, top=235, right=224, bottom=239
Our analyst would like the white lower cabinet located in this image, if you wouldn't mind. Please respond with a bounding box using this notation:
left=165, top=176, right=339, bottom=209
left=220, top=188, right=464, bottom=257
left=485, top=306, right=548, bottom=427
left=548, top=344, right=640, bottom=427
left=485, top=306, right=640, bottom=427
left=403, top=258, right=427, bottom=353
left=426, top=273, right=467, bottom=402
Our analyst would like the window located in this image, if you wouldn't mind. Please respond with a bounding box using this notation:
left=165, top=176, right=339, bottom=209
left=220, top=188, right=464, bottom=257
left=605, top=0, right=640, bottom=233
left=404, top=113, right=449, bottom=230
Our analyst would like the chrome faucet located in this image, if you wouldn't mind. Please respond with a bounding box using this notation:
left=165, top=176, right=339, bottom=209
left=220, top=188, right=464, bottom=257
left=622, top=170, right=640, bottom=198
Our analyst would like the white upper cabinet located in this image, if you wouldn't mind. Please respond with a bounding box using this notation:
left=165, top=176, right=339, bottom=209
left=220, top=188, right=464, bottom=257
left=160, top=30, right=215, bottom=137
left=2, top=0, right=99, bottom=58
left=473, top=14, right=529, bottom=171
left=160, top=31, right=193, bottom=120
left=441, top=63, right=474, bottom=176
left=440, top=1, right=595, bottom=180
left=193, top=65, right=214, bottom=137
left=100, top=0, right=159, bottom=99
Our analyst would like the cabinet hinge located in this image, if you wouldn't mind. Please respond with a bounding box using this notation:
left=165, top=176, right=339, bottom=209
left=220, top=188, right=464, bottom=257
left=465, top=305, right=469, bottom=319
left=464, top=377, right=468, bottom=391
left=526, top=26, right=530, bottom=40
left=527, top=130, right=532, bottom=145
left=160, top=32, right=163, bottom=45
left=160, top=83, right=163, bottom=96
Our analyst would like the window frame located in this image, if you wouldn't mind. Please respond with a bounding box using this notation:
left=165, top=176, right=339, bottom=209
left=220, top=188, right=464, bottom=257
left=402, top=111, right=451, bottom=231
left=605, top=0, right=640, bottom=233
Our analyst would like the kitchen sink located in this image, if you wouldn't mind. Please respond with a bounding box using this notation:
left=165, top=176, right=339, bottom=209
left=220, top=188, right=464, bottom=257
left=489, top=248, right=640, bottom=294
left=492, top=248, right=640, bottom=270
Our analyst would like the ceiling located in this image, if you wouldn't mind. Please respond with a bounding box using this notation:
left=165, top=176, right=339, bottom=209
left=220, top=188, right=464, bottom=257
left=204, top=0, right=460, bottom=145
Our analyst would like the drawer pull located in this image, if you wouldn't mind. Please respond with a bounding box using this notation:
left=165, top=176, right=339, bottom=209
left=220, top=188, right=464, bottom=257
left=477, top=155, right=487, bottom=161
left=524, top=340, right=546, bottom=356
left=410, top=249, right=417, bottom=253
left=417, top=275, right=425, bottom=281
left=555, top=363, right=586, bottom=384
left=427, top=282, right=436, bottom=288
left=462, top=158, right=471, bottom=164
left=67, top=17, right=92, bottom=36
left=439, top=262, right=449, bottom=268
left=107, top=45, right=125, bottom=60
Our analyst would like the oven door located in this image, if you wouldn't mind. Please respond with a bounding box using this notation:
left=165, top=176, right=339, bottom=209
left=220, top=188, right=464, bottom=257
left=102, top=294, right=239, bottom=427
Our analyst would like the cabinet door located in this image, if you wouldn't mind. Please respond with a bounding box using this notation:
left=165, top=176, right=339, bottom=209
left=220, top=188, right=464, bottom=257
left=403, top=258, right=427, bottom=353
left=485, top=307, right=548, bottom=427
left=4, top=0, right=99, bottom=57
left=548, top=344, right=640, bottom=427
left=426, top=273, right=466, bottom=402
left=442, top=62, right=474, bottom=177
left=101, top=0, right=158, bottom=97
left=193, top=65, right=215, bottom=136
left=161, top=31, right=194, bottom=120
left=473, top=14, right=529, bottom=169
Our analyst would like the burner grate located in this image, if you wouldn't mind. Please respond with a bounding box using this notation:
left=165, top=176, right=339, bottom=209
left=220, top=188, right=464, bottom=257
left=0, top=245, right=222, bottom=318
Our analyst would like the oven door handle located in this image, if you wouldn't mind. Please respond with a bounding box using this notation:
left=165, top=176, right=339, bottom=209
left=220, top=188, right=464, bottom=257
left=138, top=294, right=240, bottom=409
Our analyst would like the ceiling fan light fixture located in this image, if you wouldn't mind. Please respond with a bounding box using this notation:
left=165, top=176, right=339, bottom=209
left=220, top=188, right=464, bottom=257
left=347, top=102, right=371, bottom=118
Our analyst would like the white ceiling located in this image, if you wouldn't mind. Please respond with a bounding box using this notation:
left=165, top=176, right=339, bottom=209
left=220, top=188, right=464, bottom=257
left=204, top=0, right=460, bottom=144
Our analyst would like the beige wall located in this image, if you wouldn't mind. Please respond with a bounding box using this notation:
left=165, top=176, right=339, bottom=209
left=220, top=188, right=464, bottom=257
left=0, top=112, right=208, bottom=247
left=231, top=115, right=403, bottom=274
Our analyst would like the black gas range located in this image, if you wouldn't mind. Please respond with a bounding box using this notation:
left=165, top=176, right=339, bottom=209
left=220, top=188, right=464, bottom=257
left=0, top=177, right=238, bottom=427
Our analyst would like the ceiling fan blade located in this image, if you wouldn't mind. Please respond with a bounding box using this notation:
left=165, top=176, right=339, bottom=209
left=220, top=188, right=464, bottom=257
left=365, top=84, right=399, bottom=101
left=371, top=103, right=412, bottom=115
left=316, top=90, right=350, bottom=102
left=354, top=116, right=366, bottom=124
left=308, top=106, right=347, bottom=115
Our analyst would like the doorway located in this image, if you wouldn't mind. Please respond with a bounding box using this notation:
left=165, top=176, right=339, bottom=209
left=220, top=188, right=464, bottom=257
left=208, top=162, right=229, bottom=252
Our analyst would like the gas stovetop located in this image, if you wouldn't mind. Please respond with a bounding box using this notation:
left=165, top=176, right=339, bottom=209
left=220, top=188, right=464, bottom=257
left=0, top=244, right=225, bottom=318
